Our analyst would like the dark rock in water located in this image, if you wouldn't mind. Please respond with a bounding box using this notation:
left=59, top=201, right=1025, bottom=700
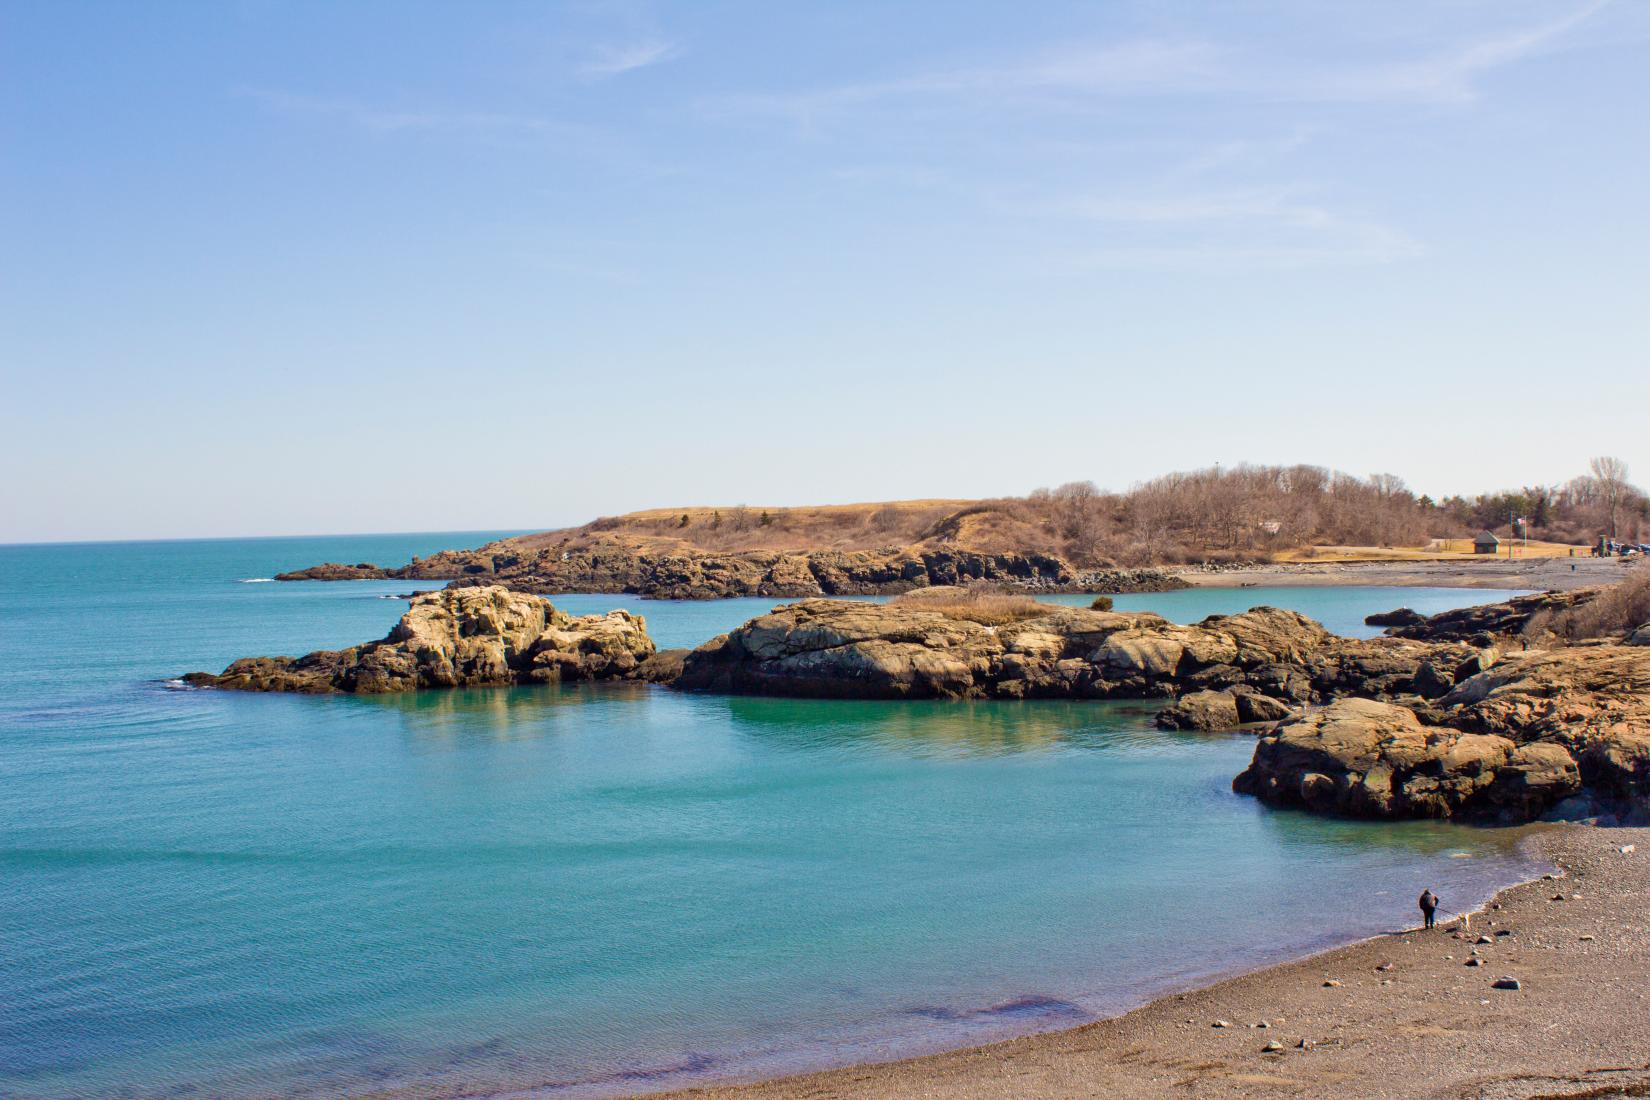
left=635, top=648, right=689, bottom=684
left=1156, top=690, right=1242, bottom=731
left=1366, top=607, right=1426, bottom=628
left=183, top=586, right=655, bottom=694
left=1235, top=692, right=1294, bottom=724
left=276, top=561, right=392, bottom=581
left=1386, top=589, right=1597, bottom=643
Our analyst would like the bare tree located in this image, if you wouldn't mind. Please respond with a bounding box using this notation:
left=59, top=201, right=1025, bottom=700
left=1589, top=456, right=1631, bottom=539
left=1050, top=481, right=1108, bottom=562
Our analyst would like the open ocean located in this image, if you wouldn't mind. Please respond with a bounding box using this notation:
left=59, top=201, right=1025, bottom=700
left=0, top=533, right=1540, bottom=1098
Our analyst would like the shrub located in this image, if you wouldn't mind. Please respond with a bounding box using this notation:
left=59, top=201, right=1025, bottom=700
left=1090, top=595, right=1114, bottom=611
left=1526, top=568, right=1650, bottom=641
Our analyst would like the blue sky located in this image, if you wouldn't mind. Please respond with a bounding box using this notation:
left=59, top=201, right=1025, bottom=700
left=3, top=1, right=1647, bottom=542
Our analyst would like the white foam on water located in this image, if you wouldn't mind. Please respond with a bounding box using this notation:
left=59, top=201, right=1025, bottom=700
left=238, top=578, right=275, bottom=583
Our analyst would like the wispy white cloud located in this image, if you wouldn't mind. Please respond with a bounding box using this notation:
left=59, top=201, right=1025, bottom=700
left=1284, top=0, right=1616, bottom=104
left=709, top=39, right=1221, bottom=124
left=1021, top=187, right=1425, bottom=271
left=709, top=1, right=1615, bottom=123
left=580, top=37, right=679, bottom=77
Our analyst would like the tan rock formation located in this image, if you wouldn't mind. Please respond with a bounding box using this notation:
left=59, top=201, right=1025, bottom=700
left=1233, top=699, right=1581, bottom=820
left=184, top=586, right=654, bottom=694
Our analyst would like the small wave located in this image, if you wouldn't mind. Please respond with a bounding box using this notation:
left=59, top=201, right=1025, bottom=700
left=239, top=577, right=275, bottom=583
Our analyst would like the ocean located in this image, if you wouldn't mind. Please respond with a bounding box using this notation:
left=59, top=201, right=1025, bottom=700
left=0, top=533, right=1539, bottom=1098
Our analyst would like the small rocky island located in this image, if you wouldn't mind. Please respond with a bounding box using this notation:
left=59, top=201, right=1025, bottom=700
left=183, top=586, right=660, bottom=693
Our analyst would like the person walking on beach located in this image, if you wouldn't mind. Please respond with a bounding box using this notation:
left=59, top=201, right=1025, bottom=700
left=1419, top=889, right=1439, bottom=930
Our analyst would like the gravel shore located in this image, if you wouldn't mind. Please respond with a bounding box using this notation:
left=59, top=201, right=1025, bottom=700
left=1177, top=557, right=1635, bottom=592
left=657, top=825, right=1650, bottom=1100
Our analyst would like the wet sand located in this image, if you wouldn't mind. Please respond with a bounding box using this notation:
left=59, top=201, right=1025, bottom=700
left=1178, top=557, right=1634, bottom=593
left=657, top=826, right=1650, bottom=1100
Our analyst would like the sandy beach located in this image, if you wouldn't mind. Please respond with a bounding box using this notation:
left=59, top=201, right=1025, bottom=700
left=659, top=825, right=1650, bottom=1100
left=1180, top=557, right=1635, bottom=593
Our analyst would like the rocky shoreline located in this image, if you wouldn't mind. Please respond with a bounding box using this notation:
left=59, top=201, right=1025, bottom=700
left=190, top=584, right=1650, bottom=827
left=274, top=541, right=1189, bottom=599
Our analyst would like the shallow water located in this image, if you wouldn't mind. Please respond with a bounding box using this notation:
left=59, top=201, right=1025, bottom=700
left=0, top=535, right=1537, bottom=1098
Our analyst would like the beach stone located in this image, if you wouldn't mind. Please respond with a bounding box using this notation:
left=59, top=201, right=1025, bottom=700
left=1212, top=1019, right=1232, bottom=1028
left=1465, top=957, right=1484, bottom=967
left=1581, top=934, right=1596, bottom=941
left=1323, top=979, right=1342, bottom=987
left=1476, top=935, right=1494, bottom=944
left=1492, top=977, right=1522, bottom=990
left=1262, top=1040, right=1285, bottom=1052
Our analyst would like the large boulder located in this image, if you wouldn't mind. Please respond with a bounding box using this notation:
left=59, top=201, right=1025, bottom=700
left=184, top=586, right=655, bottom=693
left=1155, top=690, right=1242, bottom=731
left=1234, top=699, right=1580, bottom=820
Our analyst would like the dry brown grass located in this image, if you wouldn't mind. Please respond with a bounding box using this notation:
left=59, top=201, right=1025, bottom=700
left=888, top=586, right=1054, bottom=626
left=1527, top=567, right=1650, bottom=642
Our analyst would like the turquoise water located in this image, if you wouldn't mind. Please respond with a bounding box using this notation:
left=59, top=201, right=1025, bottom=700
left=0, top=536, right=1538, bottom=1099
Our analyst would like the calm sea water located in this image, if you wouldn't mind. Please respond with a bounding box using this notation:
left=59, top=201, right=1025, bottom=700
left=0, top=535, right=1539, bottom=1099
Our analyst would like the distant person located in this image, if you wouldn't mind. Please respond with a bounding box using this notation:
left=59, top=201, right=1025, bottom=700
left=1419, top=889, right=1439, bottom=930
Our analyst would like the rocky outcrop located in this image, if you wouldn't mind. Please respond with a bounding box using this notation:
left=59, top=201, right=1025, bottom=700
left=1235, top=646, right=1650, bottom=822
left=1233, top=699, right=1581, bottom=820
left=673, top=599, right=1475, bottom=708
left=275, top=562, right=394, bottom=581
left=183, top=586, right=654, bottom=694
left=276, top=540, right=1188, bottom=599
left=1363, top=607, right=1426, bottom=628
left=1378, top=588, right=1598, bottom=643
